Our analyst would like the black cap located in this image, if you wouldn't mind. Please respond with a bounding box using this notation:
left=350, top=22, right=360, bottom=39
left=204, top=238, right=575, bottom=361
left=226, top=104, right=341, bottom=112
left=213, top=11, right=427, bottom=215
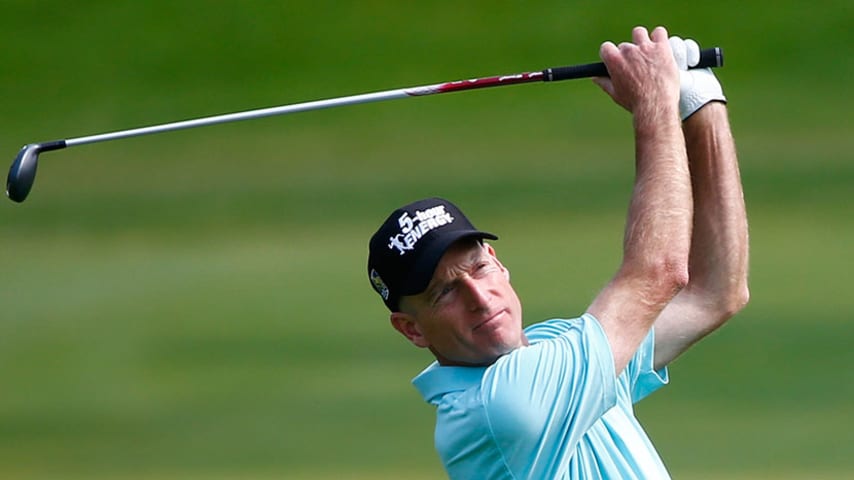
left=368, top=197, right=498, bottom=311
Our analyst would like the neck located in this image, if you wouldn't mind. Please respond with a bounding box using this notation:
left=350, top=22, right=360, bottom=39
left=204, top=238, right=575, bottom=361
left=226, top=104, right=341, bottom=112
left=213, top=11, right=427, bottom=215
left=431, top=334, right=530, bottom=367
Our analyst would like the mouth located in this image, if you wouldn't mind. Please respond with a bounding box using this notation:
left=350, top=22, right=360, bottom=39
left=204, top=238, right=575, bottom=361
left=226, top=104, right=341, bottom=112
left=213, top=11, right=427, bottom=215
left=473, top=310, right=505, bottom=332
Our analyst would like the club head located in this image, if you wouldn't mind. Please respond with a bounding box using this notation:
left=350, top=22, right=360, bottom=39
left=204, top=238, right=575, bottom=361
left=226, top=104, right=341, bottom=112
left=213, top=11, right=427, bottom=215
left=6, top=140, right=66, bottom=203
left=6, top=144, right=41, bottom=203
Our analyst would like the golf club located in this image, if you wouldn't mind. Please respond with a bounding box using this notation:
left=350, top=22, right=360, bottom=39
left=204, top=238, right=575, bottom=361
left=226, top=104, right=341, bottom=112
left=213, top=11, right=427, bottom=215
left=6, top=47, right=723, bottom=203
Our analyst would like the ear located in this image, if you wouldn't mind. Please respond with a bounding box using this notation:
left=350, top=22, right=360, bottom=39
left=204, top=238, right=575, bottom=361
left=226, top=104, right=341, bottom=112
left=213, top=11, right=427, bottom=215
left=390, top=312, right=430, bottom=348
left=483, top=242, right=510, bottom=280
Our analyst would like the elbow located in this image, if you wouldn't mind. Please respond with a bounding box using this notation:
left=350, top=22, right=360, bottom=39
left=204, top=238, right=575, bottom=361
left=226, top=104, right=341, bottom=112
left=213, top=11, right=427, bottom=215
left=661, top=259, right=690, bottom=297
left=723, top=281, right=751, bottom=319
left=704, top=279, right=750, bottom=328
left=619, top=247, right=690, bottom=305
left=707, top=285, right=749, bottom=333
left=718, top=267, right=751, bottom=319
left=631, top=255, right=690, bottom=302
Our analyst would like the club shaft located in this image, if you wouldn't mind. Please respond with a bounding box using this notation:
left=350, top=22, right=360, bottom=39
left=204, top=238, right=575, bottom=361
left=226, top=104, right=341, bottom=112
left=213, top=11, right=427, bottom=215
left=58, top=47, right=722, bottom=148
left=65, top=89, right=412, bottom=147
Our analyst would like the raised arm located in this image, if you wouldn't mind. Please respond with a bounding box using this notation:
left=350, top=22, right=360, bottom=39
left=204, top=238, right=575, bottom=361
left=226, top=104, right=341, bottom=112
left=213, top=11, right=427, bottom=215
left=587, top=26, right=693, bottom=375
left=652, top=101, right=750, bottom=369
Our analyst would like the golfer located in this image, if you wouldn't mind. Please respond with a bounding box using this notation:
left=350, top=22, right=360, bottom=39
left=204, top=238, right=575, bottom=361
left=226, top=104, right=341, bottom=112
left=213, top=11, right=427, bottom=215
left=367, top=26, right=749, bottom=479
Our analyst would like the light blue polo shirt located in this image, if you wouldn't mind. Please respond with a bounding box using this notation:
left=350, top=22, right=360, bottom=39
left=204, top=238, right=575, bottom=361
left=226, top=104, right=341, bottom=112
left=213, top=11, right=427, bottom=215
left=412, top=313, right=670, bottom=479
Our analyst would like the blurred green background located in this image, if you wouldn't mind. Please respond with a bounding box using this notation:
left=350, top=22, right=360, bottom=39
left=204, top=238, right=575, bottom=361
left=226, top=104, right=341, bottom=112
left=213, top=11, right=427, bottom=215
left=1, top=1, right=852, bottom=478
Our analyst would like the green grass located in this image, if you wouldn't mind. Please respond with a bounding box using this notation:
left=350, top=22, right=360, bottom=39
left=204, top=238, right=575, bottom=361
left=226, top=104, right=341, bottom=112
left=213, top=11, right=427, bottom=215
left=1, top=1, right=853, bottom=478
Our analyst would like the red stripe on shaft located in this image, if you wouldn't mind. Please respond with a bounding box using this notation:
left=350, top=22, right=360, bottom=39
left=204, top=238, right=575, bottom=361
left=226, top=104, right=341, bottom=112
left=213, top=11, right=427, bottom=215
left=406, top=71, right=543, bottom=96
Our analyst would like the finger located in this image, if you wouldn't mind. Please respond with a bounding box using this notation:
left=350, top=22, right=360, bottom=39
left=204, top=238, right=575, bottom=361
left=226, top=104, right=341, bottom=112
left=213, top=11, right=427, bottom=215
left=650, top=26, right=669, bottom=43
left=592, top=76, right=613, bottom=96
left=685, top=38, right=701, bottom=67
left=617, top=41, right=635, bottom=54
left=669, top=36, right=688, bottom=70
left=599, top=41, right=619, bottom=62
left=632, top=26, right=650, bottom=44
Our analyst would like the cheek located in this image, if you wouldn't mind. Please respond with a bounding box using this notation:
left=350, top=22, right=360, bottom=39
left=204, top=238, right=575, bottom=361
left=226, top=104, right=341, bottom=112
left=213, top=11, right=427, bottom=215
left=419, top=310, right=466, bottom=343
left=508, top=286, right=523, bottom=314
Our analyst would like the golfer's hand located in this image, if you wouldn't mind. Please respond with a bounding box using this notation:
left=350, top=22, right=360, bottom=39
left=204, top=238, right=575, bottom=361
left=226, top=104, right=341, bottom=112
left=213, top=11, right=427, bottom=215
left=594, top=26, right=680, bottom=115
left=669, top=36, right=726, bottom=120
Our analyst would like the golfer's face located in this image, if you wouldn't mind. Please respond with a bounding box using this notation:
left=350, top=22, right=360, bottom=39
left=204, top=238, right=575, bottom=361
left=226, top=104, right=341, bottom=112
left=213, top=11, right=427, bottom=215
left=411, top=241, right=524, bottom=365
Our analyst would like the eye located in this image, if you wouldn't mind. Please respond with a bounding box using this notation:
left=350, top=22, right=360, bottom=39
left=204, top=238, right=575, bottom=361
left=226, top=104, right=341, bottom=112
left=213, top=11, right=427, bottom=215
left=432, top=284, right=455, bottom=305
left=473, top=261, right=492, bottom=277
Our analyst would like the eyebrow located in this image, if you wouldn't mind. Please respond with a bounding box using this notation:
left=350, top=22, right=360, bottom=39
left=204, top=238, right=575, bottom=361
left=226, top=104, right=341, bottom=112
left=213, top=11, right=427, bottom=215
left=424, top=247, right=486, bottom=299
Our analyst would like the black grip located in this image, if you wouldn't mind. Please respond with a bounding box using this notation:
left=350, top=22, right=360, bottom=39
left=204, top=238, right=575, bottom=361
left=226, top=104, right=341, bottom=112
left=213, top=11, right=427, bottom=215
left=698, top=47, right=723, bottom=69
left=544, top=62, right=607, bottom=81
left=544, top=47, right=723, bottom=82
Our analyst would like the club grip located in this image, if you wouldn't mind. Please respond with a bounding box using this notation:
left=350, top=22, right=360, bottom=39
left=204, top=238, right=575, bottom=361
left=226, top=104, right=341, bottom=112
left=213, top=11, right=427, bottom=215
left=544, top=47, right=723, bottom=82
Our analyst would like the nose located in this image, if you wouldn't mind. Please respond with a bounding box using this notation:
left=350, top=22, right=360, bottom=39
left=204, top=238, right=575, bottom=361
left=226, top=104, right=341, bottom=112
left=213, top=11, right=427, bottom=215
left=461, top=276, right=492, bottom=311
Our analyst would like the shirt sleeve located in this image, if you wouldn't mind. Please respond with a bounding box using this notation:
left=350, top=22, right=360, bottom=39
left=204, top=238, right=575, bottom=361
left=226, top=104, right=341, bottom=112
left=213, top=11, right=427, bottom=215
left=623, top=327, right=670, bottom=403
left=479, top=314, right=618, bottom=472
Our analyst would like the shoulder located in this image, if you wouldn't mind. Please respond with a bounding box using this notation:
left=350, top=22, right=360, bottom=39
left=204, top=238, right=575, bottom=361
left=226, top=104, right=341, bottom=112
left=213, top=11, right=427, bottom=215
left=480, top=313, right=618, bottom=424
left=523, top=316, right=585, bottom=342
left=484, top=315, right=614, bottom=404
left=470, top=315, right=621, bottom=474
left=523, top=314, right=612, bottom=353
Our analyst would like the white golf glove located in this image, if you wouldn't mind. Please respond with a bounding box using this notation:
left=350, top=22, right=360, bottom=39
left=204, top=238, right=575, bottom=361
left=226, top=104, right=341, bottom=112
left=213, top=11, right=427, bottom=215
left=669, top=36, right=726, bottom=120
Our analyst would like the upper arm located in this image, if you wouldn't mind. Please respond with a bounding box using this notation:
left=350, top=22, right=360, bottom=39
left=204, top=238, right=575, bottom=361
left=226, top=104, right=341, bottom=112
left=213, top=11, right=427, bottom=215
left=587, top=264, right=687, bottom=376
left=651, top=288, right=741, bottom=370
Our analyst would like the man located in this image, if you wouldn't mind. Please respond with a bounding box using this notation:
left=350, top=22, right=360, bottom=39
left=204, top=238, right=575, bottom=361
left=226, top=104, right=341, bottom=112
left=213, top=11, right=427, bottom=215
left=367, top=26, right=749, bottom=479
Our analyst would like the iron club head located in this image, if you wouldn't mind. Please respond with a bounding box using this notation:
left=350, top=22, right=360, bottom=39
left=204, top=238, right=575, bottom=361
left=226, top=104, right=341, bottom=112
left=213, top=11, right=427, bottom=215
left=6, top=144, right=40, bottom=203
left=6, top=140, right=66, bottom=203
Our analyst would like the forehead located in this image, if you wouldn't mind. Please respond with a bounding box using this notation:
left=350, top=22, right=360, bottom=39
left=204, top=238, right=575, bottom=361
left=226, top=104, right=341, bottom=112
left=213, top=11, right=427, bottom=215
left=432, top=239, right=486, bottom=278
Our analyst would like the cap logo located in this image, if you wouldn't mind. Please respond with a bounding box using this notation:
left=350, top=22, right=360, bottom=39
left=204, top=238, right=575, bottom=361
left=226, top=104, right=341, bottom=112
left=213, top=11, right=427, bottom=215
left=369, top=269, right=390, bottom=300
left=387, top=205, right=455, bottom=255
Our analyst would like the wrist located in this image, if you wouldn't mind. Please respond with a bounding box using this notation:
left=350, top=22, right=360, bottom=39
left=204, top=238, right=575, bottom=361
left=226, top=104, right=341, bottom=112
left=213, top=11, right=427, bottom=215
left=633, top=101, right=681, bottom=134
left=683, top=100, right=727, bottom=125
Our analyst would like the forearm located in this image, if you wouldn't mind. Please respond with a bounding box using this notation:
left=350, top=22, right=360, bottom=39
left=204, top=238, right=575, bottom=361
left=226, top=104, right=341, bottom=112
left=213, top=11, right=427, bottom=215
left=625, top=105, right=693, bottom=272
left=682, top=102, right=750, bottom=316
left=589, top=103, right=693, bottom=372
left=618, top=103, right=693, bottom=318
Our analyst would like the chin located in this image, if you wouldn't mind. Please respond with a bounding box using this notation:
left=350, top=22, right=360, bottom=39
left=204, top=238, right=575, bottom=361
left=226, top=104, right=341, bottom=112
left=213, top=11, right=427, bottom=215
left=486, top=335, right=524, bottom=361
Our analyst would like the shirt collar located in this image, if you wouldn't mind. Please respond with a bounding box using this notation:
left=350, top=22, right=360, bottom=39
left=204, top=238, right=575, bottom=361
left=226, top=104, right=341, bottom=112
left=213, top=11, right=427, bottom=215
left=412, top=361, right=487, bottom=405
